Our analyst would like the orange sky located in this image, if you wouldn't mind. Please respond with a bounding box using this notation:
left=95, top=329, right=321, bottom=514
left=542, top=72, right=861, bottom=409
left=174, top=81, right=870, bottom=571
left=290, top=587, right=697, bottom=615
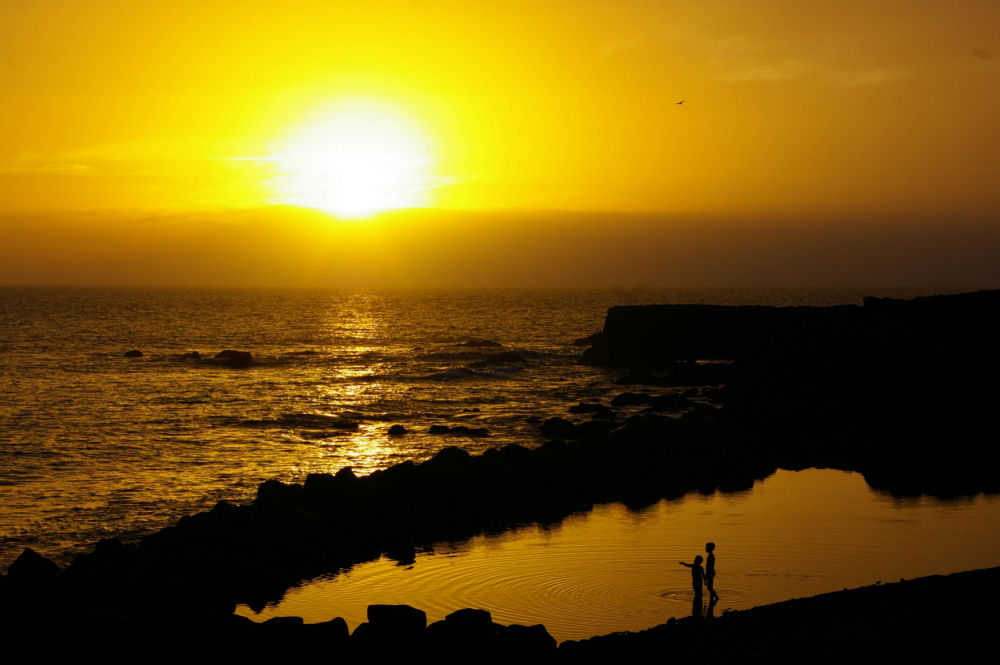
left=2, top=1, right=998, bottom=286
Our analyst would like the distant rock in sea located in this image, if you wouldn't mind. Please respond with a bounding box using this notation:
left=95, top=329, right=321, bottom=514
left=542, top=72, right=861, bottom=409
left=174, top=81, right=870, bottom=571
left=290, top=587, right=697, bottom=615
left=123, top=349, right=143, bottom=358
left=460, top=339, right=503, bottom=348
left=197, top=349, right=253, bottom=367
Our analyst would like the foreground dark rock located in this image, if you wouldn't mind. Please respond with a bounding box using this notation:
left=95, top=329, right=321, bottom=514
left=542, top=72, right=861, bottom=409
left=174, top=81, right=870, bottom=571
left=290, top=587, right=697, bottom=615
left=4, top=563, right=997, bottom=662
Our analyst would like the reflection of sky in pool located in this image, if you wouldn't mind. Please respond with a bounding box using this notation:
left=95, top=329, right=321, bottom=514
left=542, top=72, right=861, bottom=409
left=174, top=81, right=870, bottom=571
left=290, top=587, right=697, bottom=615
left=236, top=468, right=1000, bottom=642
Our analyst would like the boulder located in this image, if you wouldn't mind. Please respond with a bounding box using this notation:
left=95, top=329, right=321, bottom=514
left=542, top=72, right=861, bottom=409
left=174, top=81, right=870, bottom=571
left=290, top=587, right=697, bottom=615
left=451, top=426, right=489, bottom=437
left=540, top=417, right=576, bottom=440
left=6, top=548, right=61, bottom=586
left=123, top=349, right=143, bottom=357
left=181, top=351, right=201, bottom=359
left=611, top=392, right=649, bottom=407
left=213, top=350, right=253, bottom=367
left=445, top=608, right=494, bottom=632
left=461, top=339, right=502, bottom=348
left=367, top=604, right=427, bottom=633
left=388, top=424, right=408, bottom=436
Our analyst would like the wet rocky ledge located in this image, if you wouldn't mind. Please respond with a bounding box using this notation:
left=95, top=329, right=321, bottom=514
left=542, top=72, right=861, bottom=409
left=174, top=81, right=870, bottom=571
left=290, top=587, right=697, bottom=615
left=4, top=290, right=999, bottom=661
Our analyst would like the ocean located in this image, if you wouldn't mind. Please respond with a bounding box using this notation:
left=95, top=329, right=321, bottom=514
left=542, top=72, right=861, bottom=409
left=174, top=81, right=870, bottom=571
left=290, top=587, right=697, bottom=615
left=0, top=286, right=970, bottom=569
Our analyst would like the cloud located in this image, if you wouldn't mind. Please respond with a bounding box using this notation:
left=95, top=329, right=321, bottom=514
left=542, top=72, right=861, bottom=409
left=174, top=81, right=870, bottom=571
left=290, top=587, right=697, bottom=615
left=832, top=66, right=911, bottom=87
left=0, top=158, right=95, bottom=175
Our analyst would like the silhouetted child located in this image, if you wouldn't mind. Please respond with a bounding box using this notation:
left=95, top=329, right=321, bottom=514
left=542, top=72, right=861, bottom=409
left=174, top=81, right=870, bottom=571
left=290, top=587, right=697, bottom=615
left=679, top=555, right=705, bottom=596
left=705, top=542, right=719, bottom=601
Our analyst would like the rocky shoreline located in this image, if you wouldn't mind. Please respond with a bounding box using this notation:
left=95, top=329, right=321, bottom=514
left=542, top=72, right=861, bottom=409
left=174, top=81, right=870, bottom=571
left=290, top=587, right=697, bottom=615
left=5, top=556, right=997, bottom=662
left=3, top=290, right=998, bottom=661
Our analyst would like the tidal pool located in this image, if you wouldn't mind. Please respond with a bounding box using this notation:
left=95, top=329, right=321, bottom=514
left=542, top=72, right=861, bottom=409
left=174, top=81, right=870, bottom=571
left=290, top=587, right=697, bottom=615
left=235, top=468, right=1000, bottom=642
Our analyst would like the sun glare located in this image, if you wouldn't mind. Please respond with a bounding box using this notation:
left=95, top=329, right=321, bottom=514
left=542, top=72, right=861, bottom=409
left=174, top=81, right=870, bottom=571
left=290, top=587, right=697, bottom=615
left=268, top=101, right=435, bottom=218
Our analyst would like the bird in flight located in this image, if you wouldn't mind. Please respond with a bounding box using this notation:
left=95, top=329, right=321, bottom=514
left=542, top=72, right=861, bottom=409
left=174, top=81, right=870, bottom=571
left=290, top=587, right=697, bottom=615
left=676, top=100, right=685, bottom=105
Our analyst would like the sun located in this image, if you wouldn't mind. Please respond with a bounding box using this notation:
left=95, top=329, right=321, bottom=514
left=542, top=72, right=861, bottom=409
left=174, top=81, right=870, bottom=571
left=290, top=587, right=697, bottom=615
left=267, top=100, right=435, bottom=218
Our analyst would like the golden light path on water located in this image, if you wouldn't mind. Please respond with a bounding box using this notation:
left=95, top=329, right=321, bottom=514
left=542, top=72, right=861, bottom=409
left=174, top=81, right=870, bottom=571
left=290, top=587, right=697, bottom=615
left=236, top=469, right=1000, bottom=642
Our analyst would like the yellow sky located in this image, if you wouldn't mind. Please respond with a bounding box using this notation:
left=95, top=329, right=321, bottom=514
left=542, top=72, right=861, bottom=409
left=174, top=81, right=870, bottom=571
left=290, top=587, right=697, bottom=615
left=2, top=1, right=998, bottom=285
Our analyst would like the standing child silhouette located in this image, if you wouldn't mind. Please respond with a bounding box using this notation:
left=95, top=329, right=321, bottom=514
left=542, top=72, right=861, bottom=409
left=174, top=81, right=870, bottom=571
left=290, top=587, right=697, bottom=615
left=678, top=555, right=705, bottom=598
left=705, top=542, right=719, bottom=601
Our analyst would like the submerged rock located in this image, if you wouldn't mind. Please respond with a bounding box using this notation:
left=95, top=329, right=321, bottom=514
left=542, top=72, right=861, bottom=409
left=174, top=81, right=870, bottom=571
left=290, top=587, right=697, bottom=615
left=460, top=339, right=503, bottom=348
left=429, top=425, right=489, bottom=437
left=471, top=351, right=525, bottom=367
left=213, top=349, right=253, bottom=367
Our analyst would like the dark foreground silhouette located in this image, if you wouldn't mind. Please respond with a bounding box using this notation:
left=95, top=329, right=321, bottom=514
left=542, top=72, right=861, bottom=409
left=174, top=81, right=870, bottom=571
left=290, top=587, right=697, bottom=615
left=4, top=556, right=998, bottom=663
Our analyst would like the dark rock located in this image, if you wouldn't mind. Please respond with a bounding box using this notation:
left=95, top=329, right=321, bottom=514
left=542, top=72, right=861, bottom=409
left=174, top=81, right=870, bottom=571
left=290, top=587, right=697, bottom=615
left=123, top=349, right=143, bottom=357
left=181, top=351, right=201, bottom=359
left=539, top=417, right=576, bottom=440
left=351, top=621, right=373, bottom=641
left=367, top=604, right=427, bottom=633
left=568, top=402, right=606, bottom=414
left=335, top=466, right=357, bottom=482
left=445, top=608, right=494, bottom=631
left=423, top=446, right=473, bottom=473
left=7, top=548, right=61, bottom=585
left=261, top=615, right=304, bottom=630
left=589, top=406, right=617, bottom=421
left=388, top=424, right=408, bottom=436
left=303, top=472, right=337, bottom=497
left=451, top=426, right=489, bottom=437
left=646, top=394, right=692, bottom=411
left=460, top=339, right=503, bottom=348
left=212, top=350, right=253, bottom=367
left=256, top=478, right=300, bottom=506
left=429, top=425, right=489, bottom=437
left=611, top=392, right=649, bottom=406
left=303, top=616, right=349, bottom=641
left=572, top=331, right=605, bottom=346
left=567, top=403, right=617, bottom=420
left=540, top=417, right=615, bottom=440
left=471, top=351, right=525, bottom=367
left=574, top=420, right=616, bottom=438
left=497, top=623, right=557, bottom=655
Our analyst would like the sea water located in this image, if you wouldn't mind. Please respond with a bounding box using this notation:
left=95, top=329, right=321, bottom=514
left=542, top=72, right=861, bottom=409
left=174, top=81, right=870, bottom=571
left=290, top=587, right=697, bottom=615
left=0, top=286, right=979, bottom=572
left=235, top=468, right=1000, bottom=642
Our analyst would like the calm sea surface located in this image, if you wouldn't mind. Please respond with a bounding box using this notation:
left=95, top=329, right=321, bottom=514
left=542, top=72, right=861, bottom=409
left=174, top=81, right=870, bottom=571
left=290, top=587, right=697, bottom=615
left=2, top=286, right=994, bottom=629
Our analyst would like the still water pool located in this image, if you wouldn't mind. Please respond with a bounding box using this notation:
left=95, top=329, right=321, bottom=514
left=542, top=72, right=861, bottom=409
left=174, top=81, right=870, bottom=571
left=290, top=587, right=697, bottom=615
left=235, top=468, right=1000, bottom=642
